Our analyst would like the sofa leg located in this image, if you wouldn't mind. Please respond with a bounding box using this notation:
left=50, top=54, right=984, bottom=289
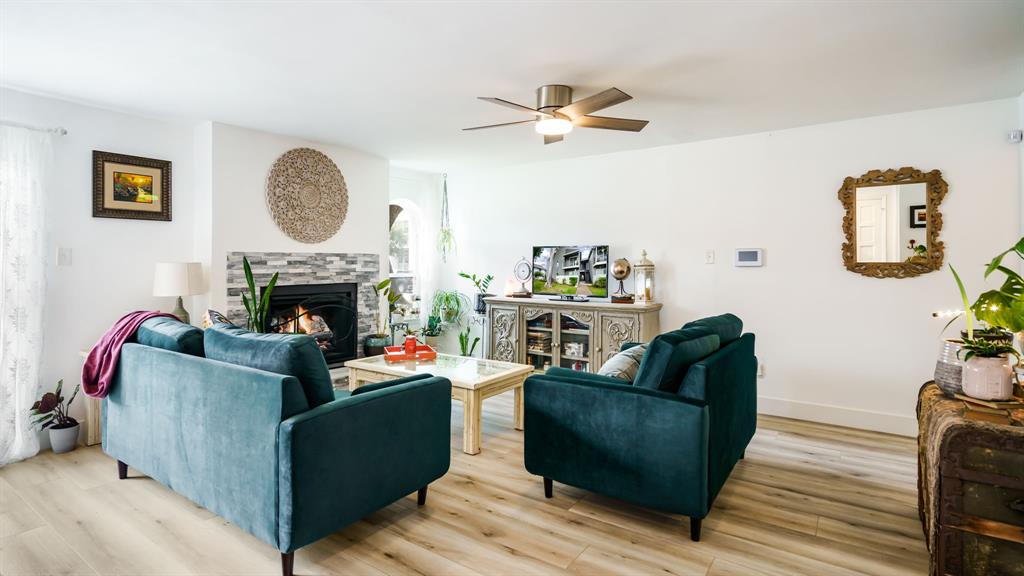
left=117, top=460, right=127, bottom=480
left=281, top=552, right=294, bottom=576
left=543, top=477, right=553, bottom=499
left=740, top=450, right=745, bottom=460
left=690, top=517, right=702, bottom=542
left=417, top=486, right=428, bottom=506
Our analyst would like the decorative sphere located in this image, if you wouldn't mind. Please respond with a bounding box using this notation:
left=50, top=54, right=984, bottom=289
left=612, top=258, right=631, bottom=280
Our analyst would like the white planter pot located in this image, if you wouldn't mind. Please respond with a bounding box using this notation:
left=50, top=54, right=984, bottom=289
left=962, top=356, right=1014, bottom=401
left=48, top=423, right=80, bottom=454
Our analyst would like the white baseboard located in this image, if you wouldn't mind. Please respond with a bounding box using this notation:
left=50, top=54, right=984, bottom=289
left=757, top=395, right=917, bottom=437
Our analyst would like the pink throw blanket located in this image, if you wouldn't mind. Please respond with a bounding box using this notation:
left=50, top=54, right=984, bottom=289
left=82, top=311, right=178, bottom=398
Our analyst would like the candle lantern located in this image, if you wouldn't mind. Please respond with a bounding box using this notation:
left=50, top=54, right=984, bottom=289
left=634, top=250, right=655, bottom=304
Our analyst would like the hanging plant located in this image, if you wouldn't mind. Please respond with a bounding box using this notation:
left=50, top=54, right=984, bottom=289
left=438, top=173, right=456, bottom=262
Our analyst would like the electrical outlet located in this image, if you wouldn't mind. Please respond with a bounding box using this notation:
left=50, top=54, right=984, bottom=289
left=757, top=362, right=764, bottom=377
left=56, top=247, right=72, bottom=267
left=704, top=250, right=715, bottom=264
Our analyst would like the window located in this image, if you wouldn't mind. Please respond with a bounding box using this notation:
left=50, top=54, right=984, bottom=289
left=388, top=205, right=419, bottom=304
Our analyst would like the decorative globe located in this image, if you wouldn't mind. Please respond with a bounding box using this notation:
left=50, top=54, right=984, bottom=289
left=612, top=258, right=631, bottom=281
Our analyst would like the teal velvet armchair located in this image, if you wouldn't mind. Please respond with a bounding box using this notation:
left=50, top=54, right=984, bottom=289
left=104, top=340, right=452, bottom=576
left=523, top=314, right=756, bottom=541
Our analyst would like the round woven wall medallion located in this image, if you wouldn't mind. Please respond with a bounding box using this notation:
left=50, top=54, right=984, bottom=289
left=266, top=147, right=348, bottom=243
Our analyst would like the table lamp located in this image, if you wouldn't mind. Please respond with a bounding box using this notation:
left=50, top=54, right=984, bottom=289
left=153, top=262, right=203, bottom=324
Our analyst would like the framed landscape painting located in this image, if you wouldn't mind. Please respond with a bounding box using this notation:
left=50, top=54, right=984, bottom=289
left=92, top=150, right=171, bottom=221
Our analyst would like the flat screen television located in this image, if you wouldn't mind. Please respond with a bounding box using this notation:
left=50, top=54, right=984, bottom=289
left=532, top=245, right=609, bottom=298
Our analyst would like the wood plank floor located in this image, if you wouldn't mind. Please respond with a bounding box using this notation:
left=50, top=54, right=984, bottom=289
left=0, top=391, right=928, bottom=575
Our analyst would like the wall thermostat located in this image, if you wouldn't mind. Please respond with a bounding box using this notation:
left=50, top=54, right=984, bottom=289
left=734, top=248, right=763, bottom=267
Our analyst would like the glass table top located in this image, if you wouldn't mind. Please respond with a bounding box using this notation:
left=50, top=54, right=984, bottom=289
left=349, top=353, right=532, bottom=387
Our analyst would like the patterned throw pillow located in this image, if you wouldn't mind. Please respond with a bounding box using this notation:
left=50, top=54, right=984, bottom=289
left=201, top=309, right=234, bottom=329
left=597, top=343, right=648, bottom=382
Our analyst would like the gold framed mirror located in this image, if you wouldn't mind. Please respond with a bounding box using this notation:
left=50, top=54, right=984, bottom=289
left=839, top=167, right=947, bottom=279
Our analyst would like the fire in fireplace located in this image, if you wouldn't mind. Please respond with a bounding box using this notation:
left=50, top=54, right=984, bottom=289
left=262, top=282, right=358, bottom=367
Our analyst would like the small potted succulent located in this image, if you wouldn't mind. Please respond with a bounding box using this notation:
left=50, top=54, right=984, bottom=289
left=30, top=379, right=81, bottom=454
left=459, top=271, right=494, bottom=315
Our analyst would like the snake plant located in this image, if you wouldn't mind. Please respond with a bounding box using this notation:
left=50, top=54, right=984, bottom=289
left=242, top=256, right=278, bottom=332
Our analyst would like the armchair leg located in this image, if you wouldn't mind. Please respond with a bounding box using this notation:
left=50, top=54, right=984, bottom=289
left=690, top=517, right=702, bottom=542
left=117, top=460, right=127, bottom=480
left=543, top=477, right=553, bottom=499
left=740, top=450, right=745, bottom=460
left=417, top=486, right=428, bottom=506
left=281, top=552, right=294, bottom=576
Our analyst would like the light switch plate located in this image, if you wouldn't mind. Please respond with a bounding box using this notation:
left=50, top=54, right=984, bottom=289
left=704, top=250, right=715, bottom=264
left=56, top=247, right=72, bottom=267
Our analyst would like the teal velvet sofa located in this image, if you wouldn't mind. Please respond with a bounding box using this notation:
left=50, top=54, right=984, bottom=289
left=523, top=314, right=756, bottom=541
left=103, top=320, right=452, bottom=576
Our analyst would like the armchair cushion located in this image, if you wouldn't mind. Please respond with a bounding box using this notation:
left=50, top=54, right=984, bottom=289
left=597, top=343, right=647, bottom=381
left=545, top=367, right=633, bottom=387
left=136, top=316, right=204, bottom=357
left=683, top=313, right=743, bottom=345
left=635, top=329, right=719, bottom=392
left=204, top=324, right=335, bottom=408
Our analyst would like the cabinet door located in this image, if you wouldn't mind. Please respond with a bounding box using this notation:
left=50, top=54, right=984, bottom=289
left=598, top=313, right=640, bottom=364
left=523, top=307, right=555, bottom=372
left=557, top=310, right=596, bottom=373
left=489, top=306, right=519, bottom=363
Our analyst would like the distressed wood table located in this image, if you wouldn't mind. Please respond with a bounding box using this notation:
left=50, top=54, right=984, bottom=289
left=346, top=353, right=533, bottom=455
left=917, top=382, right=1024, bottom=575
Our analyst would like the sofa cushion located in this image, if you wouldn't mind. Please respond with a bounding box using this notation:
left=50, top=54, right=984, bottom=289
left=635, top=329, right=720, bottom=392
left=597, top=343, right=647, bottom=381
left=136, top=317, right=204, bottom=357
left=204, top=324, right=334, bottom=407
left=683, top=313, right=743, bottom=345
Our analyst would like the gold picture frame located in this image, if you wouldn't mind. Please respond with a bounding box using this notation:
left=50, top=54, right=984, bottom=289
left=92, top=150, right=171, bottom=221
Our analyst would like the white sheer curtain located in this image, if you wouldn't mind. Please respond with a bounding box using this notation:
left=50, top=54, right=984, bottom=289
left=0, top=125, right=52, bottom=466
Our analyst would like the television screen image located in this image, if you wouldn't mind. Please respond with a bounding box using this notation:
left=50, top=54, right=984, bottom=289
left=532, top=245, right=609, bottom=298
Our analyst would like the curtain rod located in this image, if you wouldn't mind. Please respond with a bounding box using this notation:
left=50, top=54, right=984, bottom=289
left=0, top=119, right=68, bottom=136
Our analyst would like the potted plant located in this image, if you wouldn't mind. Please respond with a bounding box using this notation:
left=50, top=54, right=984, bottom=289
left=30, top=379, right=81, bottom=454
left=365, top=279, right=401, bottom=356
left=432, top=290, right=469, bottom=325
left=422, top=315, right=443, bottom=348
left=459, top=271, right=494, bottom=315
left=458, top=325, right=480, bottom=357
left=958, top=337, right=1019, bottom=401
left=241, top=256, right=279, bottom=332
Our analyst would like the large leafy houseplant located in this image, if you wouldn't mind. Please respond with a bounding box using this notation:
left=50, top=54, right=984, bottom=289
left=973, top=237, right=1024, bottom=334
left=372, top=279, right=402, bottom=338
left=459, top=271, right=494, bottom=314
left=432, top=290, right=469, bottom=324
left=242, top=256, right=279, bottom=332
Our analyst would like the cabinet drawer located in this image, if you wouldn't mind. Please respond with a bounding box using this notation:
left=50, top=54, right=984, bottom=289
left=963, top=446, right=1024, bottom=481
left=963, top=482, right=1024, bottom=528
left=941, top=528, right=1024, bottom=576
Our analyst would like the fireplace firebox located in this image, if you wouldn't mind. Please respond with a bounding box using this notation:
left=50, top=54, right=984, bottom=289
left=262, top=283, right=358, bottom=368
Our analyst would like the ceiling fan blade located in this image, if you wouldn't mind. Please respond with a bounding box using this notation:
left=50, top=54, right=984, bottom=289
left=556, top=87, right=632, bottom=120
left=478, top=97, right=552, bottom=118
left=544, top=134, right=563, bottom=145
left=463, top=119, right=537, bottom=131
left=573, top=115, right=649, bottom=132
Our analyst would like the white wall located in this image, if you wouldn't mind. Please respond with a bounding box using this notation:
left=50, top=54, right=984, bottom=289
left=0, top=87, right=199, bottom=431
left=444, top=98, right=1022, bottom=436
left=204, top=123, right=390, bottom=310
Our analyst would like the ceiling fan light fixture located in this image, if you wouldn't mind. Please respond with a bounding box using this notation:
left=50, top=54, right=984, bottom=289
left=534, top=117, right=573, bottom=136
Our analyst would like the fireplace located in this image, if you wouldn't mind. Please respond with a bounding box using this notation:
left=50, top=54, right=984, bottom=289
left=262, top=282, right=358, bottom=368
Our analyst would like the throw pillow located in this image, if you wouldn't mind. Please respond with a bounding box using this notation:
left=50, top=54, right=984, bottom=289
left=597, top=343, right=647, bottom=381
left=204, top=324, right=335, bottom=408
left=635, top=331, right=720, bottom=392
left=201, top=308, right=234, bottom=329
left=683, top=313, right=743, bottom=345
left=136, top=317, right=204, bottom=357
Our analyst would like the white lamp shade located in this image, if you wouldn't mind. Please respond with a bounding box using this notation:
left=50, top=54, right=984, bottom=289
left=153, top=262, right=204, bottom=297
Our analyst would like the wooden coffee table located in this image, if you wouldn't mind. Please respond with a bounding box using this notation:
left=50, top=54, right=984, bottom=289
left=346, top=353, right=533, bottom=455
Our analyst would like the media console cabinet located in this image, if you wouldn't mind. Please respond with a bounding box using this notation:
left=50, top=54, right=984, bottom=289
left=483, top=296, right=662, bottom=373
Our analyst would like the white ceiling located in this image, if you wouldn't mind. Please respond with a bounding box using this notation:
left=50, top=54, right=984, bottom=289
left=2, top=1, right=1022, bottom=170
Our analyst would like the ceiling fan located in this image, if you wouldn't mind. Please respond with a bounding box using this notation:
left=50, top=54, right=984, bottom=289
left=464, top=85, right=649, bottom=145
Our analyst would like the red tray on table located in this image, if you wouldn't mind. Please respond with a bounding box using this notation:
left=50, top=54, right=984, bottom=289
left=383, top=344, right=438, bottom=362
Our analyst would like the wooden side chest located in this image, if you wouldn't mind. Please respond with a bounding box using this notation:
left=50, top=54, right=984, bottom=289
left=918, top=383, right=1024, bottom=575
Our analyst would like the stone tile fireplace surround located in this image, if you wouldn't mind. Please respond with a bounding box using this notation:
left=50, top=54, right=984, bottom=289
left=225, top=252, right=380, bottom=361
